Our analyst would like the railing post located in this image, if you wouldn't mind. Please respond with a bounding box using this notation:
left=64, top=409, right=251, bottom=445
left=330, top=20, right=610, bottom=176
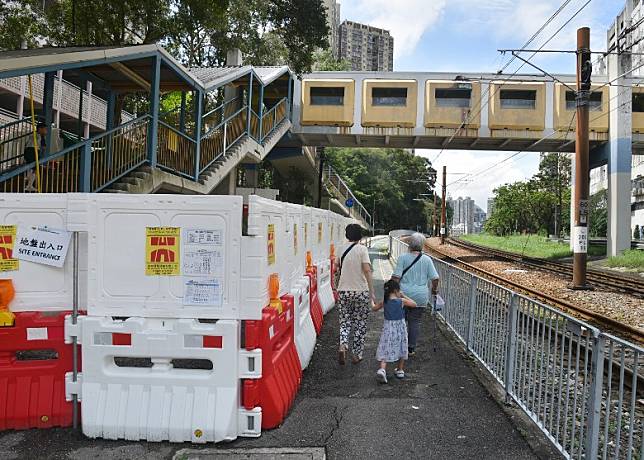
left=584, top=332, right=604, bottom=459
left=287, top=75, right=293, bottom=121
left=79, top=141, right=92, bottom=192
left=258, top=84, right=264, bottom=142
left=223, top=120, right=228, bottom=153
left=147, top=55, right=161, bottom=168
left=179, top=91, right=187, bottom=133
left=106, top=90, right=115, bottom=169
left=193, top=90, right=203, bottom=180
left=246, top=73, right=254, bottom=136
left=466, top=276, right=478, bottom=351
left=504, top=293, right=518, bottom=403
left=43, top=71, right=55, bottom=158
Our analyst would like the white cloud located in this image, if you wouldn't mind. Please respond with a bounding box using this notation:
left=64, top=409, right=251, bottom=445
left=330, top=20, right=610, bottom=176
left=340, top=0, right=447, bottom=59
left=416, top=149, right=540, bottom=212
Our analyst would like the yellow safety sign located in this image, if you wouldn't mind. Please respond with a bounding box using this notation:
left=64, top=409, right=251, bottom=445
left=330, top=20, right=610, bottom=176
left=267, top=224, right=276, bottom=265
left=318, top=223, right=322, bottom=244
left=293, top=224, right=298, bottom=255
left=304, top=223, right=308, bottom=246
left=0, top=225, right=18, bottom=272
left=145, top=227, right=180, bottom=276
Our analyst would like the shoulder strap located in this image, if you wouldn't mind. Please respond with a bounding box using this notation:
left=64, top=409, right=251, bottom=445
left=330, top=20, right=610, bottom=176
left=400, top=252, right=423, bottom=281
left=340, top=243, right=358, bottom=269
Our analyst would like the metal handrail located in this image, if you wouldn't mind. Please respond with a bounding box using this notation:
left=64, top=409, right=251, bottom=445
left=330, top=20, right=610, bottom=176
left=202, top=96, right=242, bottom=119
left=323, top=164, right=373, bottom=227
left=158, top=119, right=196, bottom=143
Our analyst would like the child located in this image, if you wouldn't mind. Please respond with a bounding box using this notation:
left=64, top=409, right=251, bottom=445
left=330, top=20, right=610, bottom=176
left=373, top=279, right=416, bottom=383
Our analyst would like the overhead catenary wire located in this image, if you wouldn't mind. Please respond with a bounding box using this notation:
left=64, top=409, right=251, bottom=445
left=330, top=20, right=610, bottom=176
left=431, top=0, right=592, bottom=163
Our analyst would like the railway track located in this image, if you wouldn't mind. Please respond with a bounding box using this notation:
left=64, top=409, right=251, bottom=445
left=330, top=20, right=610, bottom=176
left=447, top=237, right=644, bottom=299
left=423, top=240, right=644, bottom=345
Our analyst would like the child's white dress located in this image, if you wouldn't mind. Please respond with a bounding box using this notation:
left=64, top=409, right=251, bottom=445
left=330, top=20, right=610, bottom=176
left=376, top=298, right=409, bottom=362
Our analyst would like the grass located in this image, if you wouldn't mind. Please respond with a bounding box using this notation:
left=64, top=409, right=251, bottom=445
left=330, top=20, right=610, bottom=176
left=605, top=249, right=644, bottom=270
left=459, top=233, right=606, bottom=259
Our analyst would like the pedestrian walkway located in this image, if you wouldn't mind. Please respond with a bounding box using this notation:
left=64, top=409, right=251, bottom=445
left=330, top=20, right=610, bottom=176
left=0, top=246, right=547, bottom=460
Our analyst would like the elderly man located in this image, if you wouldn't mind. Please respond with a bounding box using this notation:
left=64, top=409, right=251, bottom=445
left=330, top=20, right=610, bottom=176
left=391, top=232, right=439, bottom=356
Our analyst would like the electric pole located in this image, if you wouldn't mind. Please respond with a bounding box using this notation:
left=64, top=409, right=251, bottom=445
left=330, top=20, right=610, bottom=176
left=433, top=193, right=437, bottom=237
left=441, top=165, right=447, bottom=245
left=572, top=27, right=591, bottom=290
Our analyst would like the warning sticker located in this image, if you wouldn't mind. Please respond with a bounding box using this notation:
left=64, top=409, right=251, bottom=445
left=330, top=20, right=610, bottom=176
left=268, top=224, right=276, bottom=266
left=304, top=223, right=308, bottom=246
left=0, top=225, right=18, bottom=272
left=318, top=223, right=322, bottom=244
left=146, top=227, right=180, bottom=276
left=293, top=224, right=298, bottom=255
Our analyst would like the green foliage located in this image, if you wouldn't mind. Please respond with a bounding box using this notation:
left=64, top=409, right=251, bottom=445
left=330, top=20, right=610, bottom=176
left=485, top=153, right=572, bottom=236
left=589, top=189, right=608, bottom=238
left=312, top=49, right=351, bottom=71
left=605, top=249, right=644, bottom=269
left=324, top=147, right=436, bottom=233
left=0, top=0, right=328, bottom=73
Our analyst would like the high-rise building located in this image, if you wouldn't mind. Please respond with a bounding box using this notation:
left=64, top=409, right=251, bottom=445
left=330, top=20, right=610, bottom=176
left=596, top=1, right=644, bottom=236
left=487, top=197, right=495, bottom=217
left=322, top=0, right=341, bottom=58
left=448, top=196, right=480, bottom=235
left=338, top=20, right=394, bottom=71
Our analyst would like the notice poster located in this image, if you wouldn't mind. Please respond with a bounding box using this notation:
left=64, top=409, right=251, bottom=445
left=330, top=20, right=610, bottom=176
left=267, top=224, right=276, bottom=266
left=184, top=279, right=221, bottom=306
left=182, top=228, right=223, bottom=307
left=318, top=223, right=322, bottom=244
left=145, top=227, right=180, bottom=276
left=15, top=226, right=71, bottom=268
left=0, top=225, right=18, bottom=272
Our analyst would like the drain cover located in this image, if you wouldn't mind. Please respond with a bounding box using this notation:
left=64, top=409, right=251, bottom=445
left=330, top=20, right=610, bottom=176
left=173, top=447, right=326, bottom=460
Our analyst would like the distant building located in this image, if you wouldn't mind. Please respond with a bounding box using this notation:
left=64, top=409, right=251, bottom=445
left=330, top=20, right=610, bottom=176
left=487, top=197, right=495, bottom=217
left=322, top=0, right=341, bottom=58
left=449, top=196, right=484, bottom=235
left=338, top=20, right=394, bottom=71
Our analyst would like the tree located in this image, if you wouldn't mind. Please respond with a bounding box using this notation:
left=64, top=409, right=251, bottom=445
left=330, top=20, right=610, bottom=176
left=0, top=0, right=329, bottom=73
left=588, top=189, right=607, bottom=237
left=312, top=48, right=350, bottom=71
left=634, top=224, right=640, bottom=240
left=324, top=147, right=436, bottom=233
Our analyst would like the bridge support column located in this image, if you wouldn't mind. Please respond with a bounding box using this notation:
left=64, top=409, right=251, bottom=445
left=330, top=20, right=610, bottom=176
left=607, top=53, right=632, bottom=257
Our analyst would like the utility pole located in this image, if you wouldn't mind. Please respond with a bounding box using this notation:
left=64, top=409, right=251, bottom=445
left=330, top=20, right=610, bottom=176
left=572, top=27, right=592, bottom=290
left=440, top=165, right=447, bottom=245
left=317, top=148, right=324, bottom=209
left=433, top=193, right=437, bottom=237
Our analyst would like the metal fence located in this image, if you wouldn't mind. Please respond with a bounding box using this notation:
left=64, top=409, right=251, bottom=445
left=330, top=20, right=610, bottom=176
left=323, top=164, right=373, bottom=230
left=389, top=236, right=643, bottom=460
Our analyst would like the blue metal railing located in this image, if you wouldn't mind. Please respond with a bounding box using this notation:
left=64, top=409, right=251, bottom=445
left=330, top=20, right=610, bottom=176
left=0, top=92, right=291, bottom=192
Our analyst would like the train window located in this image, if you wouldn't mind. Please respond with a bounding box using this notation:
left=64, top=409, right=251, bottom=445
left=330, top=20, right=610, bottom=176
left=372, top=87, right=407, bottom=106
left=310, top=87, right=345, bottom=105
left=500, top=89, right=537, bottom=109
left=435, top=88, right=471, bottom=108
left=565, top=91, right=603, bottom=111
left=633, top=93, right=644, bottom=112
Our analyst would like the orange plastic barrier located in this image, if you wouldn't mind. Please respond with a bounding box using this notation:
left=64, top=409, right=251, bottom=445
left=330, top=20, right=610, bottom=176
left=305, top=267, right=324, bottom=335
left=0, top=311, right=78, bottom=430
left=243, top=295, right=302, bottom=429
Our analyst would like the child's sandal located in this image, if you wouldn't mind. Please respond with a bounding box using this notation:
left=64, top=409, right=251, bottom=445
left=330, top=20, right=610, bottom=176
left=394, top=368, right=405, bottom=379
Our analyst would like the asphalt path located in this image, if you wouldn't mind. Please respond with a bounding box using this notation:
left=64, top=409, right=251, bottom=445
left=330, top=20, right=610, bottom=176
left=0, top=243, right=549, bottom=459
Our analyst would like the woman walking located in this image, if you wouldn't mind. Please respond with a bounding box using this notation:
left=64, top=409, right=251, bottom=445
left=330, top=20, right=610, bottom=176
left=336, top=223, right=376, bottom=364
left=392, top=233, right=440, bottom=356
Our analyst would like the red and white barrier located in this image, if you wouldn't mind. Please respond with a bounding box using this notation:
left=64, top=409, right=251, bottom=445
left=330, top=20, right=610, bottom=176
left=317, top=259, right=335, bottom=315
left=65, top=316, right=261, bottom=443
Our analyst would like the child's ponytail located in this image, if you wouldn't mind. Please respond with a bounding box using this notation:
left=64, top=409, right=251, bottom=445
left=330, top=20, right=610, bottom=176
left=383, top=278, right=400, bottom=303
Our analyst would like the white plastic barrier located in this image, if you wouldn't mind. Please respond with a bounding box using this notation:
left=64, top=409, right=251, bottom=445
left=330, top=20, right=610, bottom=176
left=77, top=194, right=247, bottom=319
left=301, top=206, right=313, bottom=258
left=311, top=208, right=329, bottom=263
left=65, top=316, right=261, bottom=443
left=317, top=259, right=335, bottom=314
left=243, top=195, right=291, bottom=312
left=285, top=203, right=306, bottom=292
left=291, top=277, right=316, bottom=370
left=0, top=193, right=87, bottom=311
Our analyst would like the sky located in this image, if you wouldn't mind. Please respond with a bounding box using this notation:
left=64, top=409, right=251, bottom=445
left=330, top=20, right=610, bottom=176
left=338, top=0, right=622, bottom=211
